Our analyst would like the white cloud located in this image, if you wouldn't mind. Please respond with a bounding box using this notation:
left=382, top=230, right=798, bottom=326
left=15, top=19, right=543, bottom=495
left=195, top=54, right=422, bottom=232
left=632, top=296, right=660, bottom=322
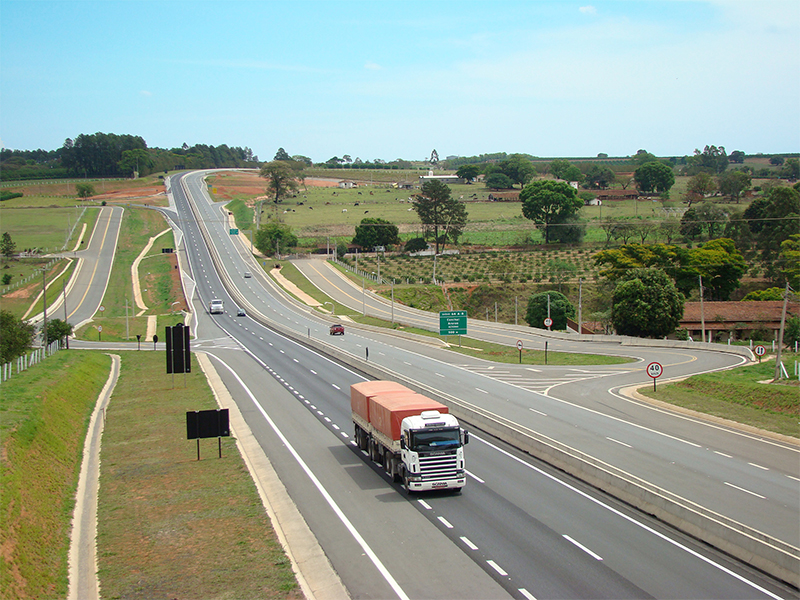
left=364, top=61, right=382, bottom=71
left=579, top=6, right=596, bottom=16
left=139, top=90, right=152, bottom=97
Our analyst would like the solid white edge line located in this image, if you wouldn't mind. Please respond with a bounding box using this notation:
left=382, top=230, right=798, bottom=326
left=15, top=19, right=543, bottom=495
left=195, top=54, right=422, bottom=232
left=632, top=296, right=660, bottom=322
left=563, top=534, right=603, bottom=560
left=212, top=356, right=410, bottom=600
left=473, top=434, right=784, bottom=600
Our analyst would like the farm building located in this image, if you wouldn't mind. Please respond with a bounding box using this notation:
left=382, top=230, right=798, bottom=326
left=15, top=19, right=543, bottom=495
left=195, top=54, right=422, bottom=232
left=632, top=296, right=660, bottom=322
left=591, top=189, right=640, bottom=201
left=338, top=180, right=357, bottom=189
left=419, top=174, right=464, bottom=185
left=680, top=301, right=799, bottom=342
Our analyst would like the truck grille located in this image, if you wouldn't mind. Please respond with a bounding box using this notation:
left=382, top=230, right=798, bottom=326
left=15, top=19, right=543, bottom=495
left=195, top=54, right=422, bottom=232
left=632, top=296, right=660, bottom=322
left=419, top=454, right=460, bottom=480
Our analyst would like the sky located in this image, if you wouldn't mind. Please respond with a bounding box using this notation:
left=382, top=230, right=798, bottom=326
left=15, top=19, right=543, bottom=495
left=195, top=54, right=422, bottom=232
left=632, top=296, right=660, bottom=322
left=1, top=0, right=798, bottom=163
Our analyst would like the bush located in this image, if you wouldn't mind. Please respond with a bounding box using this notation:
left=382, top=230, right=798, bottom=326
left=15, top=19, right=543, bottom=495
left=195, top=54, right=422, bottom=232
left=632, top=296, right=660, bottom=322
left=404, top=237, right=428, bottom=253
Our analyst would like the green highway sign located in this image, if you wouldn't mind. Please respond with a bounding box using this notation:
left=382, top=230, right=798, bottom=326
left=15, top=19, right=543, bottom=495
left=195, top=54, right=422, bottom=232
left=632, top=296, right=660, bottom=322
left=229, top=228, right=239, bottom=235
left=439, top=310, right=467, bottom=336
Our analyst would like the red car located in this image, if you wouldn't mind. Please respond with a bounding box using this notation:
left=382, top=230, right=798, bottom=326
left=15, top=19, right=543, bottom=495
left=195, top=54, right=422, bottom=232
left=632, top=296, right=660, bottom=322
left=329, top=324, right=344, bottom=335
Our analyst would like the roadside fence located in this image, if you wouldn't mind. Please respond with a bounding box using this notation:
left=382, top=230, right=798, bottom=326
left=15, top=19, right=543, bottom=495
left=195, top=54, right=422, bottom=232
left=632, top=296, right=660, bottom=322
left=0, top=339, right=64, bottom=384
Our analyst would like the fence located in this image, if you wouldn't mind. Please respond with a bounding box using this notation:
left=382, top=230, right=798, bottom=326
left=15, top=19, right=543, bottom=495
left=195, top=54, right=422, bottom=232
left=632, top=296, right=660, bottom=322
left=0, top=340, right=64, bottom=384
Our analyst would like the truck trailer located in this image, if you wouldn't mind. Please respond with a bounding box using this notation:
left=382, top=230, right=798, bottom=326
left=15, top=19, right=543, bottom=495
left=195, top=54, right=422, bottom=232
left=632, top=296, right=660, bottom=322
left=351, top=380, right=468, bottom=493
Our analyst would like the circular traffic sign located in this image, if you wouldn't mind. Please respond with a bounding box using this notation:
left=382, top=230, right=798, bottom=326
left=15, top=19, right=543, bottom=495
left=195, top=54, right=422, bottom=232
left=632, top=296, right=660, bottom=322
left=516, top=340, right=523, bottom=350
left=646, top=362, right=663, bottom=378
left=97, top=325, right=103, bottom=332
left=754, top=345, right=766, bottom=357
left=544, top=317, right=553, bottom=327
left=99, top=305, right=105, bottom=312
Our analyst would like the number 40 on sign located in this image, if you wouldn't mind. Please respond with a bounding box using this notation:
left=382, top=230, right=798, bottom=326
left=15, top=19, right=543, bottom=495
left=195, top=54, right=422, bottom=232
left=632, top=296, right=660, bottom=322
left=646, top=362, right=663, bottom=391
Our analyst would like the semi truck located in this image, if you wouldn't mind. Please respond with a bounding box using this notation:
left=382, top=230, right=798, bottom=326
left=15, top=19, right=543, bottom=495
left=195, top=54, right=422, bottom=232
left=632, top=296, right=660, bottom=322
left=351, top=380, right=468, bottom=493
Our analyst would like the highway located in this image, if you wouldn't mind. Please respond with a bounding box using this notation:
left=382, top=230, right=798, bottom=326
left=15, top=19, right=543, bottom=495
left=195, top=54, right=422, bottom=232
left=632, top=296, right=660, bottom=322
left=162, top=170, right=797, bottom=598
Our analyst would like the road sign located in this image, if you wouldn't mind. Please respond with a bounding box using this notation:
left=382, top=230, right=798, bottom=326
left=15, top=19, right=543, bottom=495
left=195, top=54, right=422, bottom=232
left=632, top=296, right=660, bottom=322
left=516, top=340, right=523, bottom=350
left=646, top=362, right=663, bottom=378
left=754, top=345, right=766, bottom=357
left=229, top=228, right=239, bottom=235
left=544, top=317, right=553, bottom=328
left=439, top=310, right=467, bottom=336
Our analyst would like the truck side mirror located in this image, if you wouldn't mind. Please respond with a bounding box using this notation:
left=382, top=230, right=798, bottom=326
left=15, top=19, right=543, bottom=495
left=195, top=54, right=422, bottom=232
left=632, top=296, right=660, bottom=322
left=400, top=437, right=406, bottom=450
left=462, top=430, right=469, bottom=445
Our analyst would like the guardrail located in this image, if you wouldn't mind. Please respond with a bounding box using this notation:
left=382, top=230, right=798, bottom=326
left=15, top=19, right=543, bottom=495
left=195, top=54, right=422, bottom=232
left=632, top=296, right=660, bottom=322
left=180, top=172, right=799, bottom=587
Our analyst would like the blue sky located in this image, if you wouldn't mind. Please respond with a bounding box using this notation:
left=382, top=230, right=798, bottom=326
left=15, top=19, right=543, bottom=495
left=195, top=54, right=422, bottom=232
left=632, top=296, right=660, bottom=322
left=1, top=0, right=798, bottom=162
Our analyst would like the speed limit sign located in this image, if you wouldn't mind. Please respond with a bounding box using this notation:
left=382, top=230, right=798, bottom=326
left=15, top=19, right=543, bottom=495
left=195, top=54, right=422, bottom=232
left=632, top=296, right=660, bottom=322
left=544, top=317, right=553, bottom=328
left=647, top=362, right=663, bottom=378
left=647, top=362, right=663, bottom=390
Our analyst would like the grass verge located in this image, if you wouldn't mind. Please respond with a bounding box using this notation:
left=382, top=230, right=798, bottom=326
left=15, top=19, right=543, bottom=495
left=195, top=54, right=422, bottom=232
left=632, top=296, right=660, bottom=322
left=96, top=350, right=299, bottom=599
left=0, top=350, right=111, bottom=600
left=640, top=359, right=799, bottom=438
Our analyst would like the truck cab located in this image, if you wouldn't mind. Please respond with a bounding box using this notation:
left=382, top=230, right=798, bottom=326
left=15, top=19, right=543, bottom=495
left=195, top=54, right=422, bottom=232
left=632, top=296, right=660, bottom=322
left=400, top=411, right=467, bottom=492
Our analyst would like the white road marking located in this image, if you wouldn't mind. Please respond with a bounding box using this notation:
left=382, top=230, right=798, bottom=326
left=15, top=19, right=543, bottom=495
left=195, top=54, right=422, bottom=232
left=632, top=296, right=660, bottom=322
left=519, top=588, right=537, bottom=600
left=714, top=451, right=732, bottom=458
left=748, top=462, right=769, bottom=471
left=563, top=535, right=603, bottom=560
left=467, top=470, right=485, bottom=484
left=606, top=437, right=632, bottom=448
left=724, top=482, right=766, bottom=499
left=487, top=560, right=508, bottom=576
left=209, top=356, right=410, bottom=600
left=417, top=500, right=432, bottom=510
left=529, top=408, right=547, bottom=416
left=438, top=516, right=453, bottom=529
left=476, top=388, right=488, bottom=394
left=332, top=384, right=340, bottom=390
left=460, top=536, right=479, bottom=550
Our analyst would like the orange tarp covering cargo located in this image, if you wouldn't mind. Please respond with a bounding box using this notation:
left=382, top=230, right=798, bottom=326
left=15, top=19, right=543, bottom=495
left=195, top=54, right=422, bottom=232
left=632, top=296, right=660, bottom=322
left=369, top=393, right=449, bottom=441
left=350, top=380, right=412, bottom=422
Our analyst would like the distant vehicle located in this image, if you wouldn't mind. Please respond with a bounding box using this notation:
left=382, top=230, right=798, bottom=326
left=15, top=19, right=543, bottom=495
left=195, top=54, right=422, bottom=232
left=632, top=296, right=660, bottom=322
left=329, top=324, right=345, bottom=335
left=236, top=307, right=246, bottom=317
left=244, top=271, right=252, bottom=278
left=209, top=299, right=224, bottom=314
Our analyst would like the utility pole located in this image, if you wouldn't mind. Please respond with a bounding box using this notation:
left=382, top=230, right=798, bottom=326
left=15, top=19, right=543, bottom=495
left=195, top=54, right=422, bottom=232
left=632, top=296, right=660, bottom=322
left=62, top=277, right=69, bottom=349
left=699, top=275, right=705, bottom=343
left=773, top=282, right=790, bottom=382
left=578, top=278, right=583, bottom=334
left=42, top=268, right=48, bottom=348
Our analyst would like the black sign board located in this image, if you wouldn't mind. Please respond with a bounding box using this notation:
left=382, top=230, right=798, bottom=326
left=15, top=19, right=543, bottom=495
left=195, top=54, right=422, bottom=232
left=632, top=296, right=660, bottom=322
left=165, top=324, right=191, bottom=374
left=186, top=408, right=230, bottom=439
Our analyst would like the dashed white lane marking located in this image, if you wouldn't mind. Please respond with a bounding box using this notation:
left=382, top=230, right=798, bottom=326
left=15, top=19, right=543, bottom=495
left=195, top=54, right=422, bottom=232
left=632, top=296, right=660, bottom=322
left=487, top=560, right=508, bottom=576
left=606, top=437, right=632, bottom=448
left=714, top=451, right=732, bottom=458
left=438, top=516, right=454, bottom=529
left=748, top=462, right=769, bottom=471
left=476, top=388, right=488, bottom=394
left=417, top=500, right=432, bottom=510
left=519, top=588, right=538, bottom=600
left=460, top=536, right=479, bottom=550
left=563, top=535, right=603, bottom=560
left=529, top=408, right=547, bottom=416
left=724, top=482, right=766, bottom=499
left=332, top=383, right=340, bottom=390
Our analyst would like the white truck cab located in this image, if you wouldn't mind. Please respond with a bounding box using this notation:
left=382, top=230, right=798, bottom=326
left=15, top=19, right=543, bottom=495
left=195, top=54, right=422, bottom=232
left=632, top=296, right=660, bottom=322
left=209, top=299, right=224, bottom=314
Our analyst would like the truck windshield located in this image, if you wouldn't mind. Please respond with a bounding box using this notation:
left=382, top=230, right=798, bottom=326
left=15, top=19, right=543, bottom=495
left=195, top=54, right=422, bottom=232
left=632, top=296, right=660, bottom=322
left=410, top=428, right=460, bottom=451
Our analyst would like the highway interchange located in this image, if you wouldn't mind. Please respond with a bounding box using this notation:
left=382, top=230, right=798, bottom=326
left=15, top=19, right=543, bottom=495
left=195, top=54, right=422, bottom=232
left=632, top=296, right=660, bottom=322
left=73, top=170, right=798, bottom=598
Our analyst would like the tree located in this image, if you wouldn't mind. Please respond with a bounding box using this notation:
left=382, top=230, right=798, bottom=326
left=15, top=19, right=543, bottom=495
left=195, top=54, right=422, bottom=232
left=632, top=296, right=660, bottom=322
left=549, top=159, right=571, bottom=180
left=785, top=316, right=800, bottom=348
left=634, top=161, right=675, bottom=194
left=274, top=147, right=291, bottom=161
left=44, top=318, right=73, bottom=345
left=718, top=170, right=751, bottom=203
left=484, top=173, right=515, bottom=189
left=688, top=145, right=728, bottom=174
left=291, top=155, right=313, bottom=166
left=611, top=268, right=684, bottom=338
left=562, top=165, right=583, bottom=184
left=0, top=310, right=36, bottom=363
left=456, top=164, right=480, bottom=183
left=631, top=149, right=658, bottom=166
left=1, top=232, right=16, bottom=261
left=117, top=148, right=154, bottom=177
left=685, top=172, right=716, bottom=207
left=259, top=161, right=299, bottom=204
left=498, top=155, right=536, bottom=187
left=404, top=237, right=428, bottom=253
left=748, top=186, right=800, bottom=279
left=352, top=218, right=400, bottom=250
left=413, top=180, right=469, bottom=254
left=525, top=291, right=575, bottom=331
left=780, top=158, right=800, bottom=180
left=549, top=219, right=586, bottom=244
left=729, top=150, right=745, bottom=164
left=688, top=238, right=747, bottom=301
left=693, top=201, right=729, bottom=239
left=75, top=182, right=95, bottom=200
left=254, top=220, right=297, bottom=256
left=778, top=234, right=800, bottom=290
left=584, top=165, right=615, bottom=189
left=520, top=180, right=583, bottom=244
left=769, top=156, right=785, bottom=166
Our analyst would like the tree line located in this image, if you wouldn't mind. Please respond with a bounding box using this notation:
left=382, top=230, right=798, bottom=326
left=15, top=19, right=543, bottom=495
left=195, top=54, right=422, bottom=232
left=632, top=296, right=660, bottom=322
left=0, top=133, right=259, bottom=181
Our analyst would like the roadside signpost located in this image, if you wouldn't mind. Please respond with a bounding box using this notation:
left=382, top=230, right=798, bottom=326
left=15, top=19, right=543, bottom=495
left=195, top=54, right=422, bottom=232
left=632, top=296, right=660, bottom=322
left=544, top=317, right=553, bottom=330
left=754, top=345, right=766, bottom=362
left=439, top=311, right=467, bottom=346
left=517, top=339, right=523, bottom=363
left=647, top=361, right=663, bottom=391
